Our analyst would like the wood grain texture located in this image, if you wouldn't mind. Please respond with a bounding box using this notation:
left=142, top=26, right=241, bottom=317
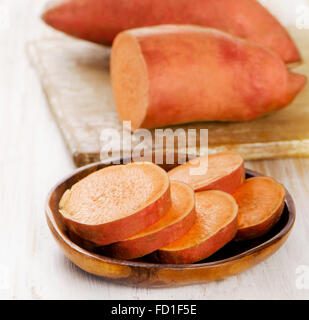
left=1, top=0, right=309, bottom=299
left=29, top=27, right=309, bottom=167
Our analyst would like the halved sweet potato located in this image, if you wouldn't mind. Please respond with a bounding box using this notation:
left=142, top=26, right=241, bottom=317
left=168, top=151, right=245, bottom=194
left=111, top=25, right=306, bottom=130
left=154, top=190, right=238, bottom=264
left=233, top=177, right=286, bottom=241
left=59, top=162, right=171, bottom=245
left=42, top=0, right=300, bottom=63
left=101, top=181, right=195, bottom=260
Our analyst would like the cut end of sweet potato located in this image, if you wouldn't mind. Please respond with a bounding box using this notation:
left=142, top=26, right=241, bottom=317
left=233, top=177, right=286, bottom=241
left=102, top=181, right=195, bottom=260
left=60, top=162, right=171, bottom=245
left=111, top=32, right=149, bottom=131
left=60, top=162, right=168, bottom=225
left=129, top=181, right=195, bottom=240
left=155, top=190, right=238, bottom=264
left=168, top=151, right=245, bottom=194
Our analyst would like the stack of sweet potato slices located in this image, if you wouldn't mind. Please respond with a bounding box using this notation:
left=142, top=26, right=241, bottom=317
left=59, top=151, right=286, bottom=264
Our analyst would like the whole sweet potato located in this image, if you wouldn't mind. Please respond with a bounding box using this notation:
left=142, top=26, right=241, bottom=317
left=111, top=25, right=306, bottom=130
left=42, top=0, right=300, bottom=63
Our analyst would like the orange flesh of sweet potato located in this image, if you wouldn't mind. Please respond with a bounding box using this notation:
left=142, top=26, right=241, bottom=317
left=233, top=176, right=286, bottom=241
left=168, top=152, right=245, bottom=194
left=42, top=0, right=300, bottom=63
left=59, top=162, right=171, bottom=245
left=154, top=190, right=238, bottom=264
left=111, top=25, right=306, bottom=130
left=101, top=181, right=195, bottom=259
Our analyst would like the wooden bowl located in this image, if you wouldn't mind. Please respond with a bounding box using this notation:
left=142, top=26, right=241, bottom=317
left=46, top=153, right=295, bottom=287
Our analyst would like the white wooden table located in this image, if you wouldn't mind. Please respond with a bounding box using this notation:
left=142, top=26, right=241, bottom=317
left=1, top=0, right=309, bottom=299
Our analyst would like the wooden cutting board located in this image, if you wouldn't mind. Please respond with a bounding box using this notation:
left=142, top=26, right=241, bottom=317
left=29, top=28, right=309, bottom=167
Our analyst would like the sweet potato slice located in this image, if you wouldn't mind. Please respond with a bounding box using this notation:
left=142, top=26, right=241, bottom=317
left=154, top=190, right=238, bottom=264
left=59, top=162, right=171, bottom=245
left=168, top=152, right=245, bottom=194
left=101, top=181, right=195, bottom=260
left=233, top=177, right=286, bottom=241
left=111, top=25, right=306, bottom=130
left=42, top=0, right=300, bottom=63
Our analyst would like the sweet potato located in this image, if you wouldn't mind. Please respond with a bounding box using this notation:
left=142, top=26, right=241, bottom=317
left=233, top=177, right=286, bottom=241
left=154, top=190, right=238, bottom=264
left=42, top=0, right=300, bottom=63
left=101, top=181, right=195, bottom=259
left=59, top=162, right=171, bottom=245
left=168, top=151, right=245, bottom=194
left=111, top=25, right=306, bottom=130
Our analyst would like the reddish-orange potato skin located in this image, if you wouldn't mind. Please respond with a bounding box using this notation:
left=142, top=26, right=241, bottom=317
left=154, top=215, right=238, bottom=264
left=102, top=205, right=195, bottom=260
left=168, top=152, right=245, bottom=194
left=112, top=26, right=306, bottom=130
left=195, top=159, right=245, bottom=194
left=42, top=0, right=300, bottom=62
left=67, top=230, right=99, bottom=251
left=62, top=186, right=171, bottom=246
left=233, top=177, right=286, bottom=241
